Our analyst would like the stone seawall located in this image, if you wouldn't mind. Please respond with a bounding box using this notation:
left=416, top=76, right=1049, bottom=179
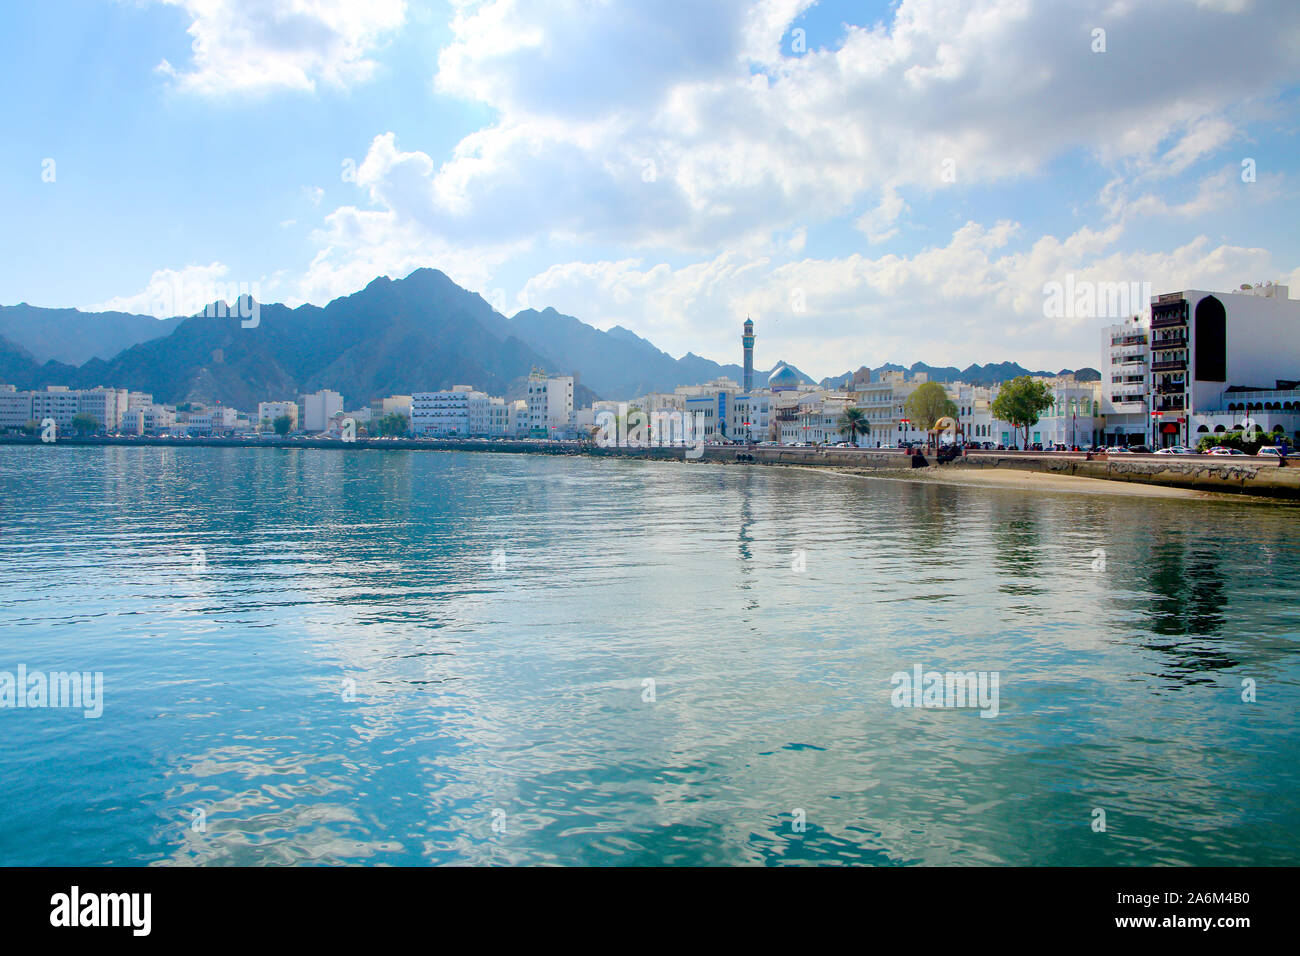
left=4, top=436, right=1298, bottom=500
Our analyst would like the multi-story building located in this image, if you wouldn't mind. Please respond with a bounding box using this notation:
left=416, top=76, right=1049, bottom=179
left=1142, top=282, right=1300, bottom=448
left=0, top=385, right=134, bottom=432
left=412, top=387, right=475, bottom=437
left=0, top=385, right=32, bottom=430
left=2, top=385, right=129, bottom=432
left=850, top=378, right=904, bottom=446
left=508, top=400, right=529, bottom=436
left=778, top=392, right=858, bottom=444
left=120, top=404, right=176, bottom=435
left=1100, top=316, right=1149, bottom=446
left=468, top=393, right=513, bottom=436
left=370, top=395, right=413, bottom=421
left=1195, top=383, right=1300, bottom=443
left=527, top=371, right=575, bottom=438
left=179, top=406, right=239, bottom=436
left=300, top=389, right=344, bottom=433
left=258, top=401, right=299, bottom=432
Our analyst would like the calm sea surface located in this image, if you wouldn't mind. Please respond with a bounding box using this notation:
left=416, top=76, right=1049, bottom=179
left=1, top=445, right=1297, bottom=866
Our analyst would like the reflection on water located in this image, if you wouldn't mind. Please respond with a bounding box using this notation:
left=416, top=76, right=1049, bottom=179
left=0, top=444, right=1297, bottom=866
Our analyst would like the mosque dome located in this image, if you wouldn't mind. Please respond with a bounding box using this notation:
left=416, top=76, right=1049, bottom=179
left=768, top=365, right=800, bottom=391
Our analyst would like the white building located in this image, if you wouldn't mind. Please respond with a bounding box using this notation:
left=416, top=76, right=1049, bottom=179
left=179, top=406, right=238, bottom=435
left=1145, top=282, right=1300, bottom=448
left=412, top=387, right=475, bottom=437
left=1100, top=316, right=1149, bottom=446
left=258, top=401, right=299, bottom=431
left=468, top=393, right=513, bottom=436
left=0, top=385, right=32, bottom=430
left=120, top=404, right=176, bottom=436
left=527, top=371, right=574, bottom=437
left=0, top=385, right=129, bottom=432
left=300, top=389, right=344, bottom=433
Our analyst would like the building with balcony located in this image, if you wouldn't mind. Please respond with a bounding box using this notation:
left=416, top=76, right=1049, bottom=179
left=1101, top=316, right=1149, bottom=445
left=526, top=370, right=575, bottom=438
left=1143, top=282, right=1300, bottom=447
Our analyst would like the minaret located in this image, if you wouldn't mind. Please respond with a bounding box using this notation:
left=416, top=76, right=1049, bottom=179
left=742, top=317, right=755, bottom=393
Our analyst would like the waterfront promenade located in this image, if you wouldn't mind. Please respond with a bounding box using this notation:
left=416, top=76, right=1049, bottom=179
left=5, top=434, right=1298, bottom=500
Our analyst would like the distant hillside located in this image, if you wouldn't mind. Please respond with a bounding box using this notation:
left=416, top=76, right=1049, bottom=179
left=1, top=270, right=579, bottom=409
left=819, top=361, right=1101, bottom=389
left=0, top=304, right=182, bottom=365
left=508, top=306, right=813, bottom=397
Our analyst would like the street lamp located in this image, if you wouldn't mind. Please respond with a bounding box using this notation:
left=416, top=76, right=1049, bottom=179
left=899, top=417, right=911, bottom=450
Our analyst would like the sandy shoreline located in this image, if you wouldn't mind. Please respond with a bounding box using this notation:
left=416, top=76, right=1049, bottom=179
left=818, top=464, right=1223, bottom=499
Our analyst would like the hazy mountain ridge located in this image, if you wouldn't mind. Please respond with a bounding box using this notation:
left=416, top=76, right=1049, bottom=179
left=0, top=304, right=183, bottom=365
left=1, top=269, right=1099, bottom=408
left=818, top=361, right=1101, bottom=389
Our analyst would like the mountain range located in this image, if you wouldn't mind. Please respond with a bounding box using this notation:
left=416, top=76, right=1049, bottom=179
left=818, top=362, right=1100, bottom=389
left=0, top=268, right=1096, bottom=407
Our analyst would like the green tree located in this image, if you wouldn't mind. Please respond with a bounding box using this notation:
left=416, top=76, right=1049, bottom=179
left=70, top=412, right=100, bottom=436
left=837, top=407, right=870, bottom=444
left=904, top=381, right=958, bottom=432
left=272, top=414, right=293, bottom=436
left=991, top=376, right=1054, bottom=448
left=372, top=412, right=410, bottom=437
left=1198, top=430, right=1265, bottom=454
left=19, top=419, right=39, bottom=436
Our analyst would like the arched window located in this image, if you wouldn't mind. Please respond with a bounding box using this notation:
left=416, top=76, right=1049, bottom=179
left=1196, top=425, right=1209, bottom=433
left=1214, top=425, right=1226, bottom=433
left=1194, top=296, right=1227, bottom=382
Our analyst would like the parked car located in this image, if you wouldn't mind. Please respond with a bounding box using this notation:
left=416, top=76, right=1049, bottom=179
left=1207, top=446, right=1247, bottom=456
left=1256, top=446, right=1287, bottom=458
left=1154, top=446, right=1192, bottom=455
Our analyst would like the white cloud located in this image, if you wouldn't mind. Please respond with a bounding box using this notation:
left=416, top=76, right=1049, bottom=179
left=516, top=222, right=1281, bottom=378
left=89, top=262, right=226, bottom=314
left=87, top=262, right=263, bottom=318
left=154, top=0, right=406, bottom=95
left=297, top=202, right=525, bottom=308
left=401, top=0, right=1300, bottom=251
left=260, top=0, right=1297, bottom=375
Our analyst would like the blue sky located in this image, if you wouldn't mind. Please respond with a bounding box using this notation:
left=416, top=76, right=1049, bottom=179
left=2, top=0, right=1298, bottom=378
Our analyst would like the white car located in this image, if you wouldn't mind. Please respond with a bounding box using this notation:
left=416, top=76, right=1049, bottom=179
left=1206, top=446, right=1246, bottom=456
left=1256, top=446, right=1287, bottom=458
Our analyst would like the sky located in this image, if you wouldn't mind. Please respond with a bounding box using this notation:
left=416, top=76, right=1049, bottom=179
left=2, top=0, right=1299, bottom=380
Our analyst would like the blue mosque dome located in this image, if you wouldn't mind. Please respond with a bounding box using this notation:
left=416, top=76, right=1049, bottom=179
left=768, top=365, right=800, bottom=391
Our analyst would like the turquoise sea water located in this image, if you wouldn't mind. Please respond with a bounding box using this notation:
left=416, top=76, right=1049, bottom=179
left=1, top=444, right=1297, bottom=866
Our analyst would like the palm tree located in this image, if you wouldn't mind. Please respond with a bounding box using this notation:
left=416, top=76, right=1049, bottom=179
left=837, top=407, right=870, bottom=445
